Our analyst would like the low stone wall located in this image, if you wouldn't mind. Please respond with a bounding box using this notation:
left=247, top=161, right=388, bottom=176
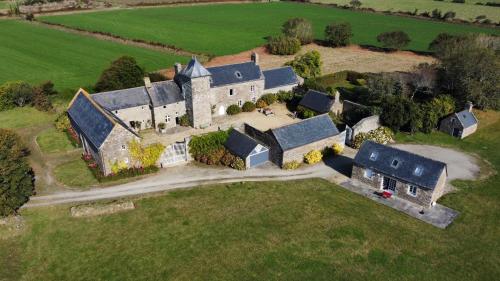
left=349, top=115, right=380, bottom=143
left=70, top=201, right=135, bottom=217
left=282, top=131, right=346, bottom=165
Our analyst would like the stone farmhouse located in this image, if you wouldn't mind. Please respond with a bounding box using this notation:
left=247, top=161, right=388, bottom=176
left=352, top=141, right=448, bottom=207
left=68, top=54, right=301, bottom=175
left=439, top=102, right=478, bottom=139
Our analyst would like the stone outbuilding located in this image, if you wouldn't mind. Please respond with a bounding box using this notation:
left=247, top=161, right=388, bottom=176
left=298, top=90, right=336, bottom=114
left=224, top=130, right=270, bottom=168
left=439, top=102, right=478, bottom=139
left=352, top=141, right=448, bottom=207
left=245, top=114, right=346, bottom=167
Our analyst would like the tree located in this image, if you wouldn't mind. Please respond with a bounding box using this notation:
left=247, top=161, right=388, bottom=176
left=282, top=18, right=314, bottom=45
left=94, top=56, right=146, bottom=92
left=0, top=81, right=34, bottom=110
left=324, top=22, right=353, bottom=47
left=285, top=50, right=322, bottom=79
left=406, top=63, right=437, bottom=101
left=0, top=129, right=35, bottom=216
left=267, top=35, right=301, bottom=55
left=350, top=0, right=362, bottom=9
left=366, top=73, right=402, bottom=102
left=376, top=31, right=411, bottom=50
left=380, top=95, right=419, bottom=132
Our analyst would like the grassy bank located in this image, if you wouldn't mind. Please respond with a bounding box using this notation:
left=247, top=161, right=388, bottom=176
left=39, top=2, right=500, bottom=56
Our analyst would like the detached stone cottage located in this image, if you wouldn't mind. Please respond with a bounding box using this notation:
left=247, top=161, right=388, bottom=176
left=439, top=102, right=478, bottom=139
left=352, top=141, right=448, bottom=207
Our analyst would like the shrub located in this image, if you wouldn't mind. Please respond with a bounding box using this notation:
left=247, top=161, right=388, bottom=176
left=157, top=122, right=166, bottom=130
left=179, top=114, right=190, bottom=127
left=351, top=127, right=394, bottom=149
left=55, top=112, right=70, bottom=132
left=231, top=157, right=245, bottom=170
left=350, top=0, right=362, bottom=8
left=110, top=160, right=128, bottom=174
left=297, top=105, right=316, bottom=119
left=376, top=31, right=411, bottom=50
left=256, top=99, right=268, bottom=108
left=220, top=150, right=236, bottom=166
left=283, top=161, right=301, bottom=170
left=267, top=35, right=301, bottom=55
left=207, top=148, right=226, bottom=165
left=286, top=51, right=322, bottom=79
left=32, top=86, right=53, bottom=112
left=128, top=140, right=165, bottom=168
left=332, top=143, right=344, bottom=155
left=304, top=150, right=323, bottom=164
left=282, top=18, right=314, bottom=45
left=94, top=56, right=146, bottom=92
left=189, top=130, right=230, bottom=160
left=0, top=81, right=34, bottom=110
left=442, top=11, right=456, bottom=20
left=242, top=101, right=256, bottom=112
left=324, top=22, right=352, bottom=47
left=276, top=90, right=294, bottom=103
left=226, top=104, right=241, bottom=115
left=452, top=0, right=464, bottom=3
left=260, top=94, right=277, bottom=106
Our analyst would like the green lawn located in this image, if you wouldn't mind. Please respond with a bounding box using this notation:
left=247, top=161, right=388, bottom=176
left=0, top=20, right=188, bottom=94
left=36, top=127, right=76, bottom=154
left=0, top=107, right=55, bottom=129
left=54, top=158, right=99, bottom=187
left=0, top=1, right=9, bottom=9
left=39, top=2, right=499, bottom=56
left=314, top=0, right=500, bottom=22
left=0, top=111, right=499, bottom=280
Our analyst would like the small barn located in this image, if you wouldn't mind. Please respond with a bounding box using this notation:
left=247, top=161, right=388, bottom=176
left=439, top=102, right=478, bottom=139
left=224, top=130, right=269, bottom=168
left=298, top=90, right=335, bottom=114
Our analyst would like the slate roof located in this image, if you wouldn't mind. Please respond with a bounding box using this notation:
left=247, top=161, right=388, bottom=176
left=149, top=80, right=184, bottom=107
left=91, top=86, right=150, bottom=111
left=455, top=110, right=478, bottom=128
left=179, top=57, right=211, bottom=78
left=354, top=141, right=447, bottom=190
left=270, top=114, right=340, bottom=151
left=262, top=66, right=299, bottom=90
left=299, top=90, right=334, bottom=113
left=68, top=91, right=115, bottom=149
left=207, top=61, right=263, bottom=87
left=224, top=130, right=264, bottom=159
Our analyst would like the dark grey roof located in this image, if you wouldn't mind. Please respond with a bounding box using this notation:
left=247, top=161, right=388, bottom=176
left=299, top=90, right=334, bottom=114
left=207, top=61, right=262, bottom=87
left=455, top=110, right=478, bottom=128
left=263, top=66, right=299, bottom=90
left=224, top=130, right=262, bottom=159
left=149, top=80, right=183, bottom=107
left=91, top=86, right=150, bottom=111
left=179, top=57, right=211, bottom=78
left=68, top=91, right=115, bottom=149
left=354, top=141, right=447, bottom=190
left=270, top=114, right=340, bottom=151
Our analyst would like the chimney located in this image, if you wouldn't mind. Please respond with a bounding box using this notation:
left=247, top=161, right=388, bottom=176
left=465, top=101, right=473, bottom=112
left=334, top=90, right=340, bottom=104
left=174, top=63, right=182, bottom=75
left=251, top=52, right=259, bottom=65
left=143, top=76, right=151, bottom=89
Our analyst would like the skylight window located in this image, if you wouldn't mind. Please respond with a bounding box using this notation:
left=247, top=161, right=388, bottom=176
left=235, top=71, right=242, bottom=79
left=414, top=166, right=424, bottom=176
left=391, top=159, right=400, bottom=168
left=369, top=151, right=378, bottom=161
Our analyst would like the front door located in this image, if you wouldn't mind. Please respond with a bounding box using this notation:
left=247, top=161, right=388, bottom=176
left=383, top=177, right=397, bottom=193
left=452, top=128, right=461, bottom=138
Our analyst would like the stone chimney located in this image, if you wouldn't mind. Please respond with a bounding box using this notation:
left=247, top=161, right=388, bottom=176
left=334, top=90, right=340, bottom=104
left=251, top=52, right=259, bottom=65
left=465, top=101, right=473, bottom=112
left=174, top=63, right=182, bottom=75
left=143, top=76, right=151, bottom=89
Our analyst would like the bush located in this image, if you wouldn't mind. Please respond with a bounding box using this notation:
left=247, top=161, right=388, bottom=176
left=297, top=105, right=316, bottom=119
left=242, top=101, right=256, bottom=112
left=189, top=130, right=230, bottom=160
left=376, top=31, right=411, bottom=50
left=276, top=90, right=294, bottom=103
left=351, top=127, right=394, bottom=149
left=226, top=104, right=241, bottom=115
left=350, top=0, right=362, bottom=8
left=260, top=94, right=277, bottom=106
left=282, top=18, right=313, bottom=45
left=283, top=161, right=301, bottom=170
left=94, top=56, right=146, bottom=92
left=256, top=99, right=268, bottom=108
left=55, top=112, right=70, bottom=132
left=285, top=51, right=322, bottom=79
left=332, top=143, right=344, bottom=155
left=128, top=140, right=165, bottom=168
left=452, top=0, right=464, bottom=3
left=0, top=81, right=34, bottom=110
left=157, top=122, right=166, bottom=130
left=304, top=150, right=323, bottom=164
left=231, top=157, right=245, bottom=170
left=179, top=114, right=190, bottom=127
left=267, top=35, right=301, bottom=55
left=324, top=22, right=352, bottom=47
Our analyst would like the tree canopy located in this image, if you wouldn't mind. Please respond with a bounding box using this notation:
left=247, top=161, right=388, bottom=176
left=285, top=50, right=322, bottom=79
left=94, top=56, right=146, bottom=93
left=324, top=22, right=353, bottom=47
left=282, top=18, right=314, bottom=45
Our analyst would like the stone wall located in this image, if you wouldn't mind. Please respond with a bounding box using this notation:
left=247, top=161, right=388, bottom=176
left=114, top=105, right=152, bottom=130
left=209, top=79, right=265, bottom=116
left=186, top=76, right=212, bottom=128
left=100, top=125, right=140, bottom=175
left=282, top=131, right=346, bottom=166
left=350, top=115, right=380, bottom=142
left=152, top=101, right=186, bottom=130
left=351, top=164, right=444, bottom=207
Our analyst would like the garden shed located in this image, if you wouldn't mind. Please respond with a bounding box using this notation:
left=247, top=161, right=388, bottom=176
left=224, top=130, right=269, bottom=168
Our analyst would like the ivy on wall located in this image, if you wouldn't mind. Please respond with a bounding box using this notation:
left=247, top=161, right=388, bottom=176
left=128, top=139, right=165, bottom=168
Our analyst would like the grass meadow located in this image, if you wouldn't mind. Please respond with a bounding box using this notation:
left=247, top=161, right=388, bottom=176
left=36, top=127, right=76, bottom=154
left=0, top=111, right=498, bottom=280
left=0, top=107, right=55, bottom=129
left=39, top=2, right=500, bottom=56
left=314, top=0, right=500, bottom=22
left=0, top=20, right=188, bottom=95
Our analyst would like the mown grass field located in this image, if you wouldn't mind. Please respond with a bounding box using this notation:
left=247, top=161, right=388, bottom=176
left=36, top=127, right=76, bottom=154
left=39, top=2, right=500, bottom=56
left=0, top=107, right=55, bottom=129
left=0, top=20, right=188, bottom=94
left=314, top=0, right=500, bottom=22
left=0, top=111, right=499, bottom=280
left=54, top=158, right=99, bottom=187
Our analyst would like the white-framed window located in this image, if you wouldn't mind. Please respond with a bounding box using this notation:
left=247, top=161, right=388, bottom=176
left=369, top=151, right=378, bottom=161
left=238, top=100, right=243, bottom=107
left=364, top=168, right=374, bottom=179
left=407, top=185, right=418, bottom=197
left=166, top=115, right=171, bottom=123
left=250, top=85, right=255, bottom=92
left=121, top=145, right=126, bottom=150
left=229, top=89, right=234, bottom=96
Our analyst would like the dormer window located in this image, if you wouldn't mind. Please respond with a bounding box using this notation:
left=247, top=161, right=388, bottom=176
left=369, top=151, right=378, bottom=161
left=391, top=159, right=400, bottom=168
left=414, top=166, right=424, bottom=176
left=235, top=71, right=242, bottom=79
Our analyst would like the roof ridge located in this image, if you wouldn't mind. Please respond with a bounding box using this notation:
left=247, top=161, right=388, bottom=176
left=272, top=113, right=331, bottom=132
left=70, top=89, right=117, bottom=126
left=206, top=60, right=256, bottom=70
left=263, top=66, right=293, bottom=71
left=366, top=141, right=447, bottom=166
